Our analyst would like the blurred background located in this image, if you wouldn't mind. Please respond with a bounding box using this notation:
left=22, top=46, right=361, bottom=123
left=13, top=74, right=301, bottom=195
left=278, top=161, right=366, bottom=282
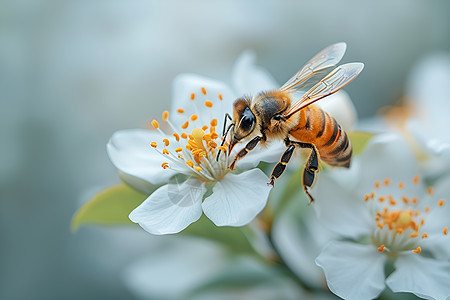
left=1, top=0, right=450, bottom=299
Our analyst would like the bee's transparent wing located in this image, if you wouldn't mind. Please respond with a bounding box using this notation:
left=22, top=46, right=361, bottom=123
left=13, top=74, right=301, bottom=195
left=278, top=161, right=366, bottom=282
left=284, top=63, right=364, bottom=118
left=280, top=42, right=347, bottom=93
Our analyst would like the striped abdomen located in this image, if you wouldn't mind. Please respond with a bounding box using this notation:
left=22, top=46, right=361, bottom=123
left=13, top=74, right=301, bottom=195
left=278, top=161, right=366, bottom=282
left=289, top=104, right=352, bottom=168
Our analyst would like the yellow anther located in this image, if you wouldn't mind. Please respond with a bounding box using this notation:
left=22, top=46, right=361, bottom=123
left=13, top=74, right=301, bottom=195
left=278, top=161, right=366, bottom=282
left=188, top=134, right=194, bottom=140
left=378, top=196, right=385, bottom=203
left=151, top=120, right=160, bottom=129
left=186, top=160, right=194, bottom=168
left=204, top=100, right=213, bottom=108
left=370, top=191, right=375, bottom=199
left=217, top=146, right=227, bottom=152
left=175, top=147, right=183, bottom=152
left=412, top=197, right=418, bottom=204
left=218, top=93, right=223, bottom=100
left=413, top=175, right=420, bottom=184
left=178, top=154, right=184, bottom=159
left=182, top=121, right=189, bottom=129
left=181, top=133, right=188, bottom=139
left=190, top=114, right=198, bottom=121
left=190, top=93, right=196, bottom=100
left=444, top=227, right=448, bottom=235
left=211, top=132, right=219, bottom=140
left=412, top=246, right=421, bottom=254
left=177, top=108, right=185, bottom=114
left=384, top=178, right=391, bottom=186
left=162, top=110, right=169, bottom=121
left=208, top=141, right=217, bottom=148
left=421, top=232, right=428, bottom=239
left=210, top=118, right=218, bottom=126
left=150, top=142, right=158, bottom=148
left=163, top=138, right=169, bottom=146
left=364, top=194, right=370, bottom=202
left=162, top=149, right=169, bottom=155
left=402, top=196, right=409, bottom=204
left=398, top=181, right=405, bottom=189
left=424, top=206, right=430, bottom=213
left=389, top=198, right=397, bottom=206
left=201, top=87, right=207, bottom=95
left=194, top=166, right=203, bottom=172
left=374, top=181, right=380, bottom=188
left=210, top=126, right=216, bottom=133
left=172, top=132, right=180, bottom=142
left=202, top=125, right=209, bottom=131
left=377, top=244, right=386, bottom=252
left=438, top=199, right=445, bottom=207
left=377, top=222, right=384, bottom=229
left=410, top=232, right=419, bottom=238
left=427, top=187, right=434, bottom=195
left=161, top=162, right=169, bottom=169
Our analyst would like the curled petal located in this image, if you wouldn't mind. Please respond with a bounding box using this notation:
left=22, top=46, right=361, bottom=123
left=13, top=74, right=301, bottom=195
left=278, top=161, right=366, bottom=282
left=386, top=254, right=450, bottom=300
left=316, top=241, right=387, bottom=300
left=202, top=169, right=271, bottom=227
left=129, top=179, right=205, bottom=235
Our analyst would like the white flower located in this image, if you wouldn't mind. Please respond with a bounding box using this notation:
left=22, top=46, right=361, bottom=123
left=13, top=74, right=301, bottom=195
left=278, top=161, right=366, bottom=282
left=312, top=133, right=450, bottom=300
left=107, top=52, right=282, bottom=235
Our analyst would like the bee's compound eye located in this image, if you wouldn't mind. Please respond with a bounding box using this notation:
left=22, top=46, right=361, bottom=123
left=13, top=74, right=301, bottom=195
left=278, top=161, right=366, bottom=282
left=240, top=107, right=255, bottom=132
left=273, top=114, right=282, bottom=121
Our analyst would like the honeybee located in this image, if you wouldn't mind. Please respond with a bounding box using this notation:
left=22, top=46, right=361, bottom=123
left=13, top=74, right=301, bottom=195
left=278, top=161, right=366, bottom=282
left=222, top=43, right=364, bottom=202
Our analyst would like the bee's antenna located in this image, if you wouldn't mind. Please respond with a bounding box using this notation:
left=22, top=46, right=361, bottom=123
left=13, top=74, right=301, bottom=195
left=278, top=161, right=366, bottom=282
left=216, top=117, right=234, bottom=161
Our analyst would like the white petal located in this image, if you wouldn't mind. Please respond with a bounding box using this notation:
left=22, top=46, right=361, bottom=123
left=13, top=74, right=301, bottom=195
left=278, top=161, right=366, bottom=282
left=107, top=129, right=177, bottom=191
left=129, top=179, right=205, bottom=235
left=316, top=90, right=357, bottom=131
left=202, top=169, right=271, bottom=227
left=170, top=73, right=236, bottom=131
left=231, top=50, right=278, bottom=95
left=316, top=241, right=387, bottom=300
left=386, top=254, right=450, bottom=300
left=311, top=174, right=373, bottom=239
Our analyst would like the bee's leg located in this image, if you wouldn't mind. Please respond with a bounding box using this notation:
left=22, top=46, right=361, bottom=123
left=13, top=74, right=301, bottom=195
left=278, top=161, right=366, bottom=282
left=229, top=136, right=262, bottom=170
left=269, top=144, right=296, bottom=186
left=286, top=141, right=318, bottom=202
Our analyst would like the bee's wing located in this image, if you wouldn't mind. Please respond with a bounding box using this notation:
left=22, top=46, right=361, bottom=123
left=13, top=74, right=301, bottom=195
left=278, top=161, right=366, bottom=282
left=280, top=42, right=347, bottom=93
left=284, top=63, right=364, bottom=118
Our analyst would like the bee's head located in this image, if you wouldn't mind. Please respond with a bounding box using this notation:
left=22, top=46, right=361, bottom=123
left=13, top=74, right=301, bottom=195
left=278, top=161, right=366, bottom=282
left=229, top=97, right=256, bottom=151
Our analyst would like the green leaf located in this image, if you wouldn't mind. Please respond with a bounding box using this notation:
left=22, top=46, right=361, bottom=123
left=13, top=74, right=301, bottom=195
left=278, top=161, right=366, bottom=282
left=348, top=131, right=375, bottom=156
left=182, top=215, right=256, bottom=255
left=71, top=184, right=148, bottom=232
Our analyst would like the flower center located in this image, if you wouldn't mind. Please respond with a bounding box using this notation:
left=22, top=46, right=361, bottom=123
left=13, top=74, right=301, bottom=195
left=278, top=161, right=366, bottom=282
left=148, top=87, right=229, bottom=182
left=365, top=176, right=447, bottom=255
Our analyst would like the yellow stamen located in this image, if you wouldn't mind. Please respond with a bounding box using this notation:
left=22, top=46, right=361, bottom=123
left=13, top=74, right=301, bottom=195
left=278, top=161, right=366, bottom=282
left=190, top=93, right=196, bottom=100
left=421, top=232, right=428, bottom=239
left=186, top=160, right=194, bottom=168
left=202, top=125, right=209, bottom=131
left=201, top=87, right=207, bottom=95
left=402, top=196, right=409, bottom=204
left=182, top=121, right=189, bottom=129
left=208, top=141, right=217, bottom=148
left=438, top=199, right=445, bottom=207
left=412, top=197, right=418, bottom=204
left=210, top=118, right=218, bottom=126
left=424, top=206, right=430, bottom=213
left=175, top=147, right=183, bottom=152
left=211, top=132, right=219, bottom=140
left=190, top=114, right=198, bottom=121
left=194, top=166, right=203, bottom=172
left=374, top=181, right=380, bottom=188
left=427, top=187, right=434, bottom=195
left=378, top=196, right=385, bottom=203
left=410, top=232, right=418, bottom=238
left=217, top=146, right=227, bottom=152
left=413, top=175, right=420, bottom=184
left=364, top=194, right=370, bottom=202
left=384, top=178, right=391, bottom=186
left=444, top=227, right=448, bottom=235
left=151, top=120, right=160, bottom=129
left=204, top=100, right=213, bottom=108
left=162, top=149, right=169, bottom=155
left=181, top=133, right=188, bottom=139
left=161, top=162, right=169, bottom=169
left=377, top=244, right=386, bottom=252
left=162, top=111, right=169, bottom=121
left=412, top=246, right=421, bottom=254
left=398, top=181, right=404, bottom=189
left=172, top=133, right=180, bottom=142
left=163, top=138, right=169, bottom=146
left=177, top=108, right=185, bottom=114
left=218, top=93, right=223, bottom=100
